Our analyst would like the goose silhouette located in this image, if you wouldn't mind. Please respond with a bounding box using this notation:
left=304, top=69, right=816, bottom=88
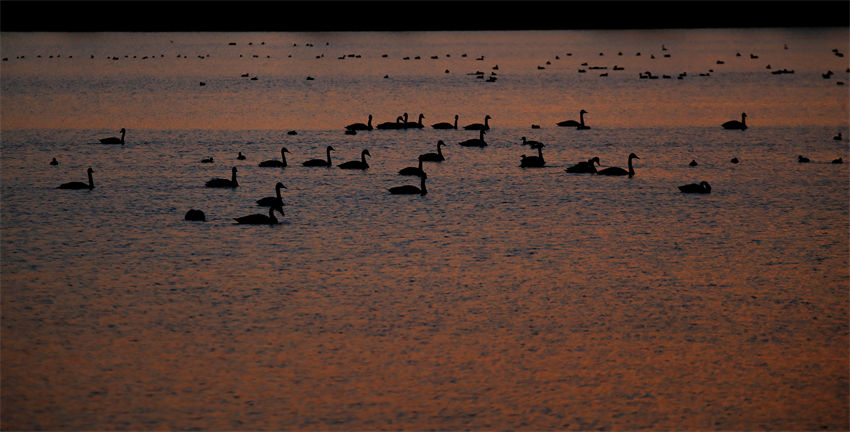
left=303, top=146, right=335, bottom=167
left=205, top=167, right=239, bottom=187
left=58, top=167, right=94, bottom=190
left=598, top=153, right=639, bottom=177
left=99, top=128, right=126, bottom=144
left=259, top=147, right=290, bottom=167
left=339, top=149, right=371, bottom=169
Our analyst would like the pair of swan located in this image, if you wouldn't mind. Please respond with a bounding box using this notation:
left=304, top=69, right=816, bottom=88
left=558, top=110, right=590, bottom=129
left=99, top=128, right=126, bottom=144
left=375, top=113, right=425, bottom=130
left=58, top=167, right=94, bottom=190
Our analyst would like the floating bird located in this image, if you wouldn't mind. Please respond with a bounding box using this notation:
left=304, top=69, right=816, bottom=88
left=463, top=114, right=491, bottom=130
left=797, top=155, right=810, bottom=163
left=598, top=153, right=639, bottom=177
left=58, top=167, right=94, bottom=190
left=259, top=147, right=290, bottom=167
left=722, top=112, right=747, bottom=130
left=832, top=157, right=843, bottom=164
left=520, top=144, right=545, bottom=167
left=201, top=156, right=214, bottom=163
left=399, top=155, right=426, bottom=177
left=420, top=140, right=447, bottom=161
left=689, top=160, right=698, bottom=167
left=339, top=149, right=371, bottom=169
left=376, top=116, right=405, bottom=130
left=834, top=132, right=842, bottom=141
left=566, top=157, right=600, bottom=173
left=235, top=204, right=284, bottom=225
left=404, top=113, right=425, bottom=129
left=345, top=114, right=373, bottom=131
left=184, top=209, right=206, bottom=221
left=557, top=110, right=589, bottom=129
left=678, top=181, right=712, bottom=194
left=389, top=172, right=428, bottom=195
left=303, top=146, right=335, bottom=167
left=50, top=157, right=59, bottom=166
left=432, top=114, right=459, bottom=129
left=99, top=128, right=126, bottom=144
left=459, top=129, right=487, bottom=147
left=257, top=182, right=286, bottom=207
left=237, top=152, right=246, bottom=160
left=205, top=167, right=239, bottom=187
left=520, top=136, right=543, bottom=146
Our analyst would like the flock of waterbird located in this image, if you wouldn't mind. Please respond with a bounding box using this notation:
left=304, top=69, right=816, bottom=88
left=54, top=109, right=845, bottom=225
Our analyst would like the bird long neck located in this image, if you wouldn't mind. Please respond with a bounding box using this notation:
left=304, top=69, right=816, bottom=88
left=367, top=115, right=372, bottom=127
left=326, top=149, right=332, bottom=165
left=628, top=157, right=635, bottom=177
left=437, top=143, right=443, bottom=156
left=418, top=114, right=424, bottom=126
left=361, top=151, right=368, bottom=163
left=268, top=206, right=278, bottom=223
left=741, top=114, right=746, bottom=126
left=579, top=111, right=585, bottom=126
left=232, top=170, right=238, bottom=185
left=420, top=176, right=427, bottom=194
left=453, top=116, right=458, bottom=129
left=276, top=185, right=282, bottom=199
left=537, top=146, right=544, bottom=159
left=87, top=170, right=94, bottom=189
left=417, top=158, right=423, bottom=169
left=484, top=116, right=489, bottom=128
left=120, top=129, right=125, bottom=144
left=479, top=129, right=485, bottom=140
left=281, top=149, right=288, bottom=166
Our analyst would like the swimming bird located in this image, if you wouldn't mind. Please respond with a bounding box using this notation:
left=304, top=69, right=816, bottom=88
left=345, top=114, right=373, bottom=131
left=832, top=157, right=843, bottom=164
left=420, top=140, right=447, bottom=161
left=399, top=155, right=426, bottom=177
left=689, top=160, right=698, bottom=167
left=201, top=156, right=214, bottom=163
left=797, top=155, right=810, bottom=163
left=459, top=129, right=487, bottom=147
left=99, top=128, right=126, bottom=144
left=432, top=114, right=459, bottom=129
left=597, top=153, right=639, bottom=177
left=237, top=152, right=246, bottom=160
left=557, top=110, right=589, bottom=129
left=376, top=116, right=405, bottom=130
left=258, top=147, right=290, bottom=167
left=339, top=149, right=371, bottom=169
left=520, top=136, right=543, bottom=146
left=235, top=204, right=284, bottom=225
left=678, top=181, right=711, bottom=194
left=58, top=167, right=94, bottom=190
left=389, top=172, right=427, bottom=195
left=257, top=182, right=286, bottom=207
left=834, top=132, right=842, bottom=141
left=303, top=146, right=335, bottom=167
left=722, top=112, right=747, bottom=130
left=404, top=113, right=425, bottom=129
left=566, top=157, right=600, bottom=173
left=50, top=157, right=59, bottom=165
left=520, top=144, right=545, bottom=167
left=730, top=157, right=740, bottom=164
left=205, top=167, right=239, bottom=187
left=184, top=209, right=206, bottom=221
left=464, top=115, right=491, bottom=130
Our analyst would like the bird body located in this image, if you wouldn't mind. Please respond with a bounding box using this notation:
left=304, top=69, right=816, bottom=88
left=390, top=173, right=427, bottom=195
left=259, top=147, right=290, bottom=167
left=566, top=157, right=600, bottom=173
left=834, top=132, right=842, bottom=141
left=205, top=167, right=239, bottom=187
left=678, top=181, right=712, bottom=194
left=58, top=167, right=94, bottom=190
left=303, top=146, right=335, bottom=167
left=420, top=140, right=447, bottom=161
left=99, top=128, right=126, bottom=144
left=464, top=115, right=491, bottom=130
left=432, top=114, right=459, bottom=129
left=345, top=114, right=373, bottom=131
left=339, top=149, right=371, bottom=169
left=235, top=205, right=283, bottom=225
left=798, top=155, right=810, bottom=163
left=459, top=129, right=487, bottom=147
left=237, top=152, right=246, bottom=160
left=185, top=209, right=206, bottom=221
left=722, top=112, right=748, bottom=130
left=598, top=153, right=639, bottom=177
left=201, top=157, right=214, bottom=163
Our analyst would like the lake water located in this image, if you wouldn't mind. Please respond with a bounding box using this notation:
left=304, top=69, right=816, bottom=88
left=1, top=29, right=848, bottom=430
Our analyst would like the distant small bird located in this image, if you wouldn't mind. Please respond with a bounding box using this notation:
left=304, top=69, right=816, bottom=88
left=237, top=152, right=246, bottom=160
left=99, top=128, right=126, bottom=144
left=730, top=157, right=739, bottom=164
left=689, top=160, right=698, bottom=167
left=797, top=155, right=810, bottom=163
left=50, top=157, right=59, bottom=165
left=832, top=157, right=843, bottom=164
left=834, top=132, right=842, bottom=141
left=678, top=181, right=711, bottom=194
left=184, top=209, right=206, bottom=221
left=201, top=156, right=214, bottom=163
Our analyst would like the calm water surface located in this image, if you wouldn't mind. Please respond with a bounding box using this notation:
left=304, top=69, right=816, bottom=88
left=1, top=30, right=848, bottom=430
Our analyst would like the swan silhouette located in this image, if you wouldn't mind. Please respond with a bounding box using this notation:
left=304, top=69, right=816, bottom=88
left=339, top=149, right=371, bottom=169
left=834, top=132, right=842, bottom=141
left=464, top=114, right=491, bottom=130
left=399, top=155, right=425, bottom=176
left=520, top=144, right=545, bottom=167
left=99, top=128, right=126, bottom=144
left=303, top=146, right=335, bottom=167
left=50, top=157, right=59, bottom=166
left=557, top=110, right=589, bottom=129
left=205, top=167, right=239, bottom=187
left=404, top=113, right=425, bottom=129
left=235, top=204, right=284, bottom=225
left=521, top=136, right=543, bottom=146
left=797, top=155, right=810, bottom=163
left=390, top=172, right=427, bottom=195
left=598, top=153, right=639, bottom=177
left=459, top=129, right=487, bottom=147
left=345, top=114, right=373, bottom=131
left=257, top=182, right=286, bottom=207
left=201, top=156, right=214, bottom=163
left=184, top=209, right=206, bottom=221
left=678, top=181, right=711, bottom=194
left=376, top=116, right=405, bottom=130
left=722, top=112, right=747, bottom=130
left=832, top=157, right=844, bottom=164
left=237, top=152, right=246, bottom=160
left=432, top=114, right=459, bottom=129
left=689, top=160, right=698, bottom=167
left=58, top=167, right=94, bottom=190
left=566, top=157, right=600, bottom=173
left=259, top=147, right=290, bottom=167
left=420, top=140, right=447, bottom=161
